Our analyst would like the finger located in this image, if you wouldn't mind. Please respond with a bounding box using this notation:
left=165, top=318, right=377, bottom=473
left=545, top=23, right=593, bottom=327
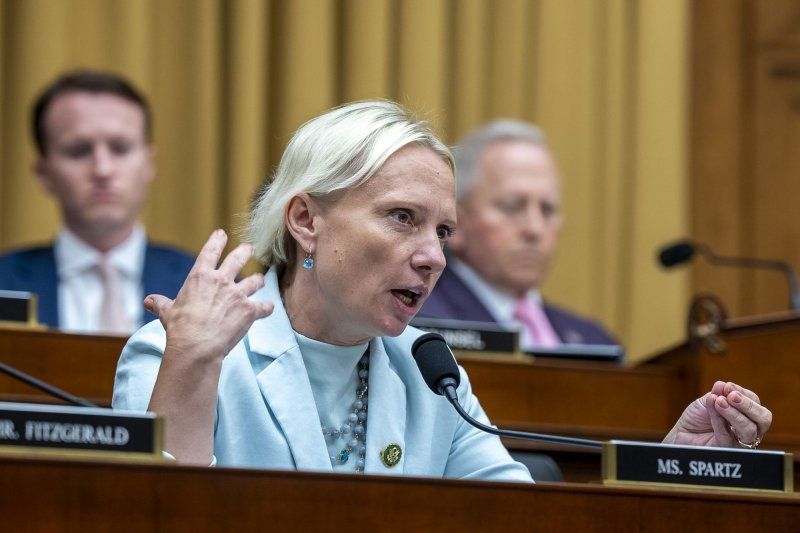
left=710, top=380, right=726, bottom=396
left=726, top=390, right=772, bottom=437
left=723, top=381, right=761, bottom=404
left=705, top=393, right=735, bottom=446
left=144, top=294, right=174, bottom=318
left=253, top=301, right=275, bottom=320
left=236, top=301, right=275, bottom=329
left=715, top=395, right=760, bottom=444
left=191, top=229, right=229, bottom=272
left=236, top=272, right=266, bottom=297
left=217, top=242, right=253, bottom=279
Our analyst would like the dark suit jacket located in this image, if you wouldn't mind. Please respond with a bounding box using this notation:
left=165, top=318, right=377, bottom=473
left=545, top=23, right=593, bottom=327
left=418, top=265, right=617, bottom=345
left=0, top=243, right=194, bottom=328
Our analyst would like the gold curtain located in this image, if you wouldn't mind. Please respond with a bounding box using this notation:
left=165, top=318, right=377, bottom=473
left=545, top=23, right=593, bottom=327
left=0, top=0, right=688, bottom=361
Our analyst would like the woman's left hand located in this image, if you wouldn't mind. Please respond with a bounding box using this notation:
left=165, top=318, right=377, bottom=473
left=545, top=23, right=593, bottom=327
left=663, top=381, right=772, bottom=448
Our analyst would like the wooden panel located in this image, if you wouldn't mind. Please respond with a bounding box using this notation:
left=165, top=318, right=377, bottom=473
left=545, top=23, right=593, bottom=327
left=690, top=0, right=749, bottom=317
left=752, top=49, right=800, bottom=314
left=0, top=324, right=793, bottom=446
left=692, top=314, right=800, bottom=441
left=0, top=328, right=124, bottom=405
left=644, top=311, right=800, bottom=457
left=460, top=355, right=688, bottom=437
left=755, top=0, right=800, bottom=46
left=692, top=0, right=800, bottom=318
left=0, top=455, right=796, bottom=531
left=1, top=325, right=799, bottom=489
left=0, top=327, right=686, bottom=437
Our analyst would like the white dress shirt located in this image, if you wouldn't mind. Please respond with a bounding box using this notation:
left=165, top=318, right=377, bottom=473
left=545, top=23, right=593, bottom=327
left=447, top=257, right=553, bottom=351
left=54, top=226, right=146, bottom=334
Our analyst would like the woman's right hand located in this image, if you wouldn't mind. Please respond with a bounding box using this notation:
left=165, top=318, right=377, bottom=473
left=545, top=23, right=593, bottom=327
left=144, top=229, right=274, bottom=464
left=145, top=229, right=274, bottom=362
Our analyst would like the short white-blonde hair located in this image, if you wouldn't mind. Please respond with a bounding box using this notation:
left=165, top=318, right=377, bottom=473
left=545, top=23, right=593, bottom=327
left=247, top=99, right=454, bottom=267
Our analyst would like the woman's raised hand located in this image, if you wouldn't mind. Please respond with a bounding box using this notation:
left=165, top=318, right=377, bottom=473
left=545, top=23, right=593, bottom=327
left=144, top=229, right=274, bottom=361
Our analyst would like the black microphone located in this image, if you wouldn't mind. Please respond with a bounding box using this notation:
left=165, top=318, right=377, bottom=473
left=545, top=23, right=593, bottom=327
left=658, top=239, right=800, bottom=311
left=0, top=361, right=97, bottom=407
left=411, top=333, right=602, bottom=449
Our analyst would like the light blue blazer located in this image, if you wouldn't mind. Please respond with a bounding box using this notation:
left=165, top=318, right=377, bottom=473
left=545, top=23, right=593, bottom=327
left=112, top=270, right=532, bottom=482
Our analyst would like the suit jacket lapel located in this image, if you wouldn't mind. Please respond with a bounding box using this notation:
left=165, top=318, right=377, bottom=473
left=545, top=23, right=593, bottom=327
left=364, top=338, right=407, bottom=475
left=256, top=348, right=332, bottom=471
left=542, top=303, right=571, bottom=344
left=421, top=266, right=496, bottom=322
left=247, top=271, right=332, bottom=472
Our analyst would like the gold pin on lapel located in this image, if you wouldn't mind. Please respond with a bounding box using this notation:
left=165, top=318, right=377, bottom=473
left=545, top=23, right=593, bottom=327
left=380, top=443, right=402, bottom=467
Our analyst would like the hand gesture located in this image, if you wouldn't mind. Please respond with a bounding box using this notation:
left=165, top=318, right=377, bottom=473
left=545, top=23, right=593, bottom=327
left=664, top=381, right=772, bottom=449
left=145, top=229, right=274, bottom=361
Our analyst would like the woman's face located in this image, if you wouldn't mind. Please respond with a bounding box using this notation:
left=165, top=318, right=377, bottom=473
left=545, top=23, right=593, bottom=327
left=302, top=144, right=456, bottom=345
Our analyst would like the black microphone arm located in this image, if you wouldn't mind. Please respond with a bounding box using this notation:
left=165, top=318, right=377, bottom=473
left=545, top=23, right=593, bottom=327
left=412, top=333, right=602, bottom=449
left=696, top=243, right=800, bottom=310
left=439, top=380, right=602, bottom=448
left=0, top=361, right=97, bottom=408
left=659, top=239, right=800, bottom=311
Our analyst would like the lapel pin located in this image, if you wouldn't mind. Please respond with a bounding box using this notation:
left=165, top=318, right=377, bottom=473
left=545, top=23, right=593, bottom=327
left=380, top=443, right=402, bottom=467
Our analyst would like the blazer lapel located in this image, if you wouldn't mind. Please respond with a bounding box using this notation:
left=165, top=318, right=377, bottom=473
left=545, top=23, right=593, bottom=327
left=256, top=349, right=332, bottom=471
left=247, top=270, right=332, bottom=472
left=364, top=338, right=407, bottom=475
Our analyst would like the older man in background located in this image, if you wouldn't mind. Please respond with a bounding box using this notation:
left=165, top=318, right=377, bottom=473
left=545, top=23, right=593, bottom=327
left=418, top=120, right=616, bottom=350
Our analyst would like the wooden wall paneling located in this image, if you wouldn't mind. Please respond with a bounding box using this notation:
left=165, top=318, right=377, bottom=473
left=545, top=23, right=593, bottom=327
left=690, top=0, right=750, bottom=318
left=752, top=48, right=800, bottom=315
left=0, top=455, right=798, bottom=531
left=751, top=0, right=800, bottom=315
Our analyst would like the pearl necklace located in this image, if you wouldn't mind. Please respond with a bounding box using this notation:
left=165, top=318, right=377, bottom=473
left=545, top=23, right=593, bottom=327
left=321, top=348, right=369, bottom=472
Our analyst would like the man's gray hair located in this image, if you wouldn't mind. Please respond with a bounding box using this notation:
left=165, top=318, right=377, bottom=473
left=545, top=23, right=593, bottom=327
left=453, top=120, right=546, bottom=202
left=247, top=99, right=453, bottom=267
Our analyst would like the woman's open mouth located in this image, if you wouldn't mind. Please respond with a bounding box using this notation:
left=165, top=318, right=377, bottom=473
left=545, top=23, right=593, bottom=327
left=391, top=288, right=423, bottom=308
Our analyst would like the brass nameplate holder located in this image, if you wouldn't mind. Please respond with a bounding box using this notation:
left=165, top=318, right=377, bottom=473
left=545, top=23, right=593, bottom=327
left=0, top=290, right=41, bottom=329
left=0, top=402, right=163, bottom=461
left=603, top=440, right=793, bottom=493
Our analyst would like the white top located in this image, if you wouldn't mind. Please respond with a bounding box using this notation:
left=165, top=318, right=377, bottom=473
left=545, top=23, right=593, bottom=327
left=294, top=331, right=368, bottom=473
left=447, top=257, right=550, bottom=351
left=54, top=225, right=146, bottom=334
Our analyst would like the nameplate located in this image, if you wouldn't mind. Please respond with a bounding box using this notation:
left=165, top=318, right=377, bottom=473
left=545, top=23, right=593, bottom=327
left=526, top=343, right=624, bottom=363
left=603, top=440, right=793, bottom=493
left=0, top=402, right=163, bottom=460
left=410, top=318, right=519, bottom=353
left=0, top=290, right=39, bottom=328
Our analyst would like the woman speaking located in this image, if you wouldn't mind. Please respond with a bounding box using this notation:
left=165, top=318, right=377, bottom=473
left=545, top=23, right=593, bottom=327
left=113, top=100, right=771, bottom=481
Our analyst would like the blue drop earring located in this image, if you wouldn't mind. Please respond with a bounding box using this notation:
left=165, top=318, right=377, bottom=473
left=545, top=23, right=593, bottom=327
left=303, top=252, right=315, bottom=270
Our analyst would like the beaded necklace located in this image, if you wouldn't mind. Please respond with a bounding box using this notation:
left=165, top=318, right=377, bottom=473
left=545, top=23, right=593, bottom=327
left=321, top=348, right=369, bottom=472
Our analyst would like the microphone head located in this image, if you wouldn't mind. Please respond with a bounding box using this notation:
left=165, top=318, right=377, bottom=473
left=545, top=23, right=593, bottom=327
left=659, top=240, right=696, bottom=268
left=411, top=332, right=461, bottom=396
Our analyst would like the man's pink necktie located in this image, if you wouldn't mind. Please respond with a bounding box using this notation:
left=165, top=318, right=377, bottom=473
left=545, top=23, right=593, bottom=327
left=97, top=256, right=132, bottom=334
left=513, top=297, right=561, bottom=347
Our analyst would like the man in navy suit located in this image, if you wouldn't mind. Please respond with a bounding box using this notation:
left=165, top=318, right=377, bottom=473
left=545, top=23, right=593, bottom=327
left=0, top=70, right=193, bottom=334
left=418, top=120, right=616, bottom=349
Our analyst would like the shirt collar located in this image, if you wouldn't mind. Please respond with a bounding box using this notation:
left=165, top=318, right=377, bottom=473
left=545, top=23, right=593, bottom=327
left=447, top=256, right=543, bottom=323
left=54, top=225, right=147, bottom=280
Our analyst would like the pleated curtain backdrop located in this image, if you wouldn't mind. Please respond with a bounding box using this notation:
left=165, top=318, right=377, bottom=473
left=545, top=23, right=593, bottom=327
left=0, top=0, right=689, bottom=361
